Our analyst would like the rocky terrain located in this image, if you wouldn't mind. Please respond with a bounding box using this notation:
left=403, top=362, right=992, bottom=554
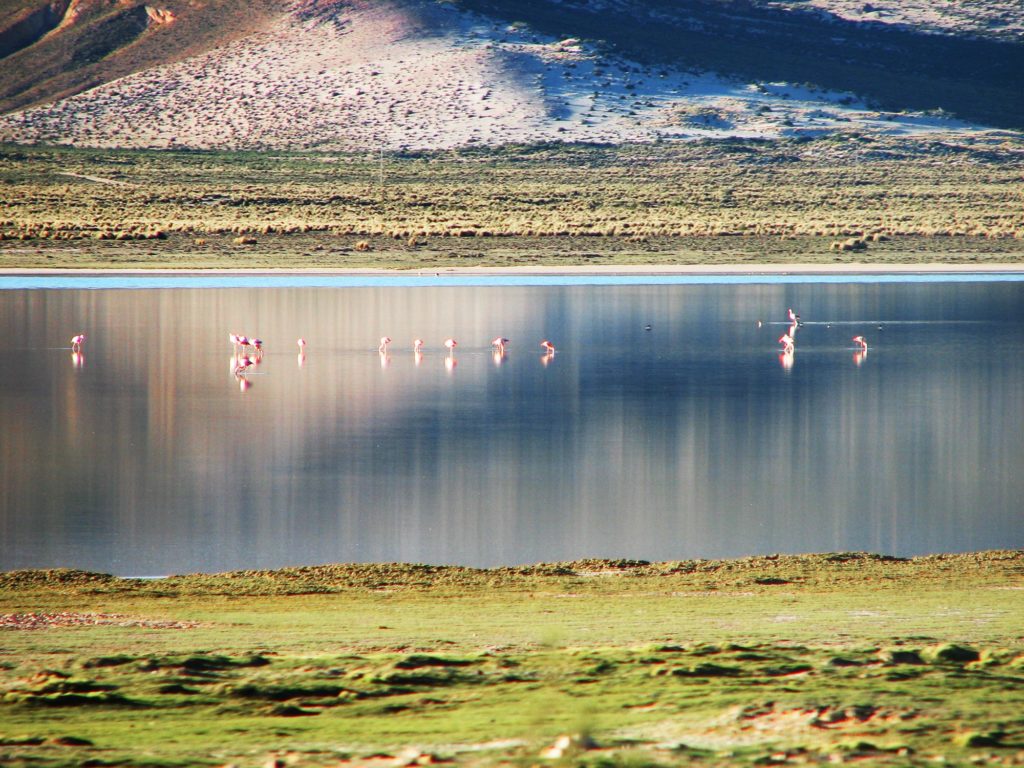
left=0, top=0, right=1021, bottom=151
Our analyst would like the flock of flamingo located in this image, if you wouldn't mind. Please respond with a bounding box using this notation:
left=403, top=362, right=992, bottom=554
left=66, top=308, right=869, bottom=388
left=773, top=307, right=869, bottom=369
left=220, top=331, right=558, bottom=389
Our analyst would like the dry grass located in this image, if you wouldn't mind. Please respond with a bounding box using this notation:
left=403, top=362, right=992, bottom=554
left=1, top=137, right=1021, bottom=247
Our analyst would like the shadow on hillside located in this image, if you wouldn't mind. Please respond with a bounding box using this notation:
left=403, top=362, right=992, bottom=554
left=458, top=0, right=1024, bottom=129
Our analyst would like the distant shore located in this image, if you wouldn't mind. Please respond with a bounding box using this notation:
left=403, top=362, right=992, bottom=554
left=3, top=262, right=1024, bottom=277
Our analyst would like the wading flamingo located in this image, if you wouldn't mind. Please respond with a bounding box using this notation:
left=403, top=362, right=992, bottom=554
left=234, top=356, right=254, bottom=375
left=491, top=337, right=509, bottom=354
left=852, top=336, right=868, bottom=351
left=413, top=338, right=424, bottom=351
left=251, top=338, right=263, bottom=359
left=444, top=338, right=457, bottom=354
left=540, top=340, right=556, bottom=355
left=787, top=308, right=800, bottom=324
left=378, top=336, right=392, bottom=353
left=70, top=333, right=86, bottom=351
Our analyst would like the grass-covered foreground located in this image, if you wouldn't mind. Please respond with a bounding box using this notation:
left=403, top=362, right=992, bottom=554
left=1, top=552, right=1023, bottom=767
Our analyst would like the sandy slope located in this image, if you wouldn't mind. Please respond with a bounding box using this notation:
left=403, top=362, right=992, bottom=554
left=0, top=0, right=1003, bottom=151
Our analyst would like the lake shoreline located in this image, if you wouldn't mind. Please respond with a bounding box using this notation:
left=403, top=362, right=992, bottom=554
left=3, top=262, right=1024, bottom=277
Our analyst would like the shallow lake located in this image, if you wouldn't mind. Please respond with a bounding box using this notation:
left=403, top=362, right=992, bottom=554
left=2, top=275, right=1023, bottom=575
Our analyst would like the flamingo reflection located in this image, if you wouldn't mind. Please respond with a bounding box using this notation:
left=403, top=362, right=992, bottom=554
left=852, top=336, right=868, bottom=366
left=779, top=348, right=795, bottom=370
left=444, top=338, right=457, bottom=373
left=71, top=351, right=85, bottom=368
left=778, top=332, right=795, bottom=354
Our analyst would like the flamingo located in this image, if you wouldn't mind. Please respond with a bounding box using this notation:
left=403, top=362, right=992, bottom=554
left=444, top=338, right=457, bottom=354
left=234, top=356, right=254, bottom=375
left=787, top=308, right=800, bottom=324
left=413, top=338, right=424, bottom=351
left=778, top=333, right=794, bottom=354
left=491, top=337, right=509, bottom=354
left=297, top=338, right=307, bottom=350
left=852, top=335, right=868, bottom=351
left=70, top=333, right=86, bottom=351
left=251, top=338, right=263, bottom=359
left=378, top=336, right=392, bottom=353
left=540, top=340, right=556, bottom=355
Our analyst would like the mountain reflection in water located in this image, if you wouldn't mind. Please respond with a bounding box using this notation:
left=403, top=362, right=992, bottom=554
left=1, top=281, right=1022, bottom=575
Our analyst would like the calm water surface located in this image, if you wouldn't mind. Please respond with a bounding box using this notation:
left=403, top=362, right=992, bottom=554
left=2, top=278, right=1022, bottom=575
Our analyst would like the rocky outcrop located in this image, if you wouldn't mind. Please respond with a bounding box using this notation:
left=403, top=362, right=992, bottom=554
left=0, top=1, right=71, bottom=59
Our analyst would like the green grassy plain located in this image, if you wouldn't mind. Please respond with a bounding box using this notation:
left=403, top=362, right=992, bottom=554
left=1, top=138, right=1021, bottom=270
left=2, top=552, right=1023, bottom=767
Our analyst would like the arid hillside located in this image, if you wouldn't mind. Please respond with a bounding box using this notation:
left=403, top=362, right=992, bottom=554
left=0, top=0, right=1021, bottom=150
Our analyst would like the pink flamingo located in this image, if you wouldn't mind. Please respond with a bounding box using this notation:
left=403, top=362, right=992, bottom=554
left=778, top=333, right=794, bottom=354
left=540, top=340, right=555, bottom=355
left=379, top=336, right=392, bottom=353
left=787, top=308, right=800, bottom=323
left=251, top=338, right=263, bottom=359
left=297, top=338, right=307, bottom=350
left=491, top=337, right=509, bottom=354
left=852, top=335, right=868, bottom=351
left=70, top=333, right=86, bottom=351
left=234, top=356, right=254, bottom=376
left=444, top=338, right=457, bottom=354
left=413, top=338, right=424, bottom=351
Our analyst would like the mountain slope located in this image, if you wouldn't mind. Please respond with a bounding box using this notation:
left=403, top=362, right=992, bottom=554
left=0, top=0, right=1021, bottom=151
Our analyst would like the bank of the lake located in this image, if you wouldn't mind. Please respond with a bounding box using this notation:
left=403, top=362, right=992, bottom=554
left=1, top=551, right=1022, bottom=767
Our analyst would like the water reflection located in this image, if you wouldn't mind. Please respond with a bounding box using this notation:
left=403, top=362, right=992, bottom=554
left=1, top=282, right=1023, bottom=575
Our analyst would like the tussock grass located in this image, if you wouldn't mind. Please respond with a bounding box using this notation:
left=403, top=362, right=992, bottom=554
left=1, top=138, right=1021, bottom=269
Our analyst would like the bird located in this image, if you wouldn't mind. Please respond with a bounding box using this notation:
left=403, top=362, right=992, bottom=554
left=297, top=338, right=306, bottom=350
left=413, top=338, right=424, bottom=351
left=853, top=335, right=868, bottom=351
left=70, top=333, right=86, bottom=351
left=378, top=336, right=392, bottom=353
left=778, top=332, right=795, bottom=354
left=787, top=308, right=800, bottom=323
left=444, top=338, right=457, bottom=354
left=540, top=340, right=556, bottom=355
left=233, top=356, right=254, bottom=376
left=643, top=324, right=652, bottom=332
left=491, top=337, right=509, bottom=354
left=251, top=338, right=263, bottom=358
